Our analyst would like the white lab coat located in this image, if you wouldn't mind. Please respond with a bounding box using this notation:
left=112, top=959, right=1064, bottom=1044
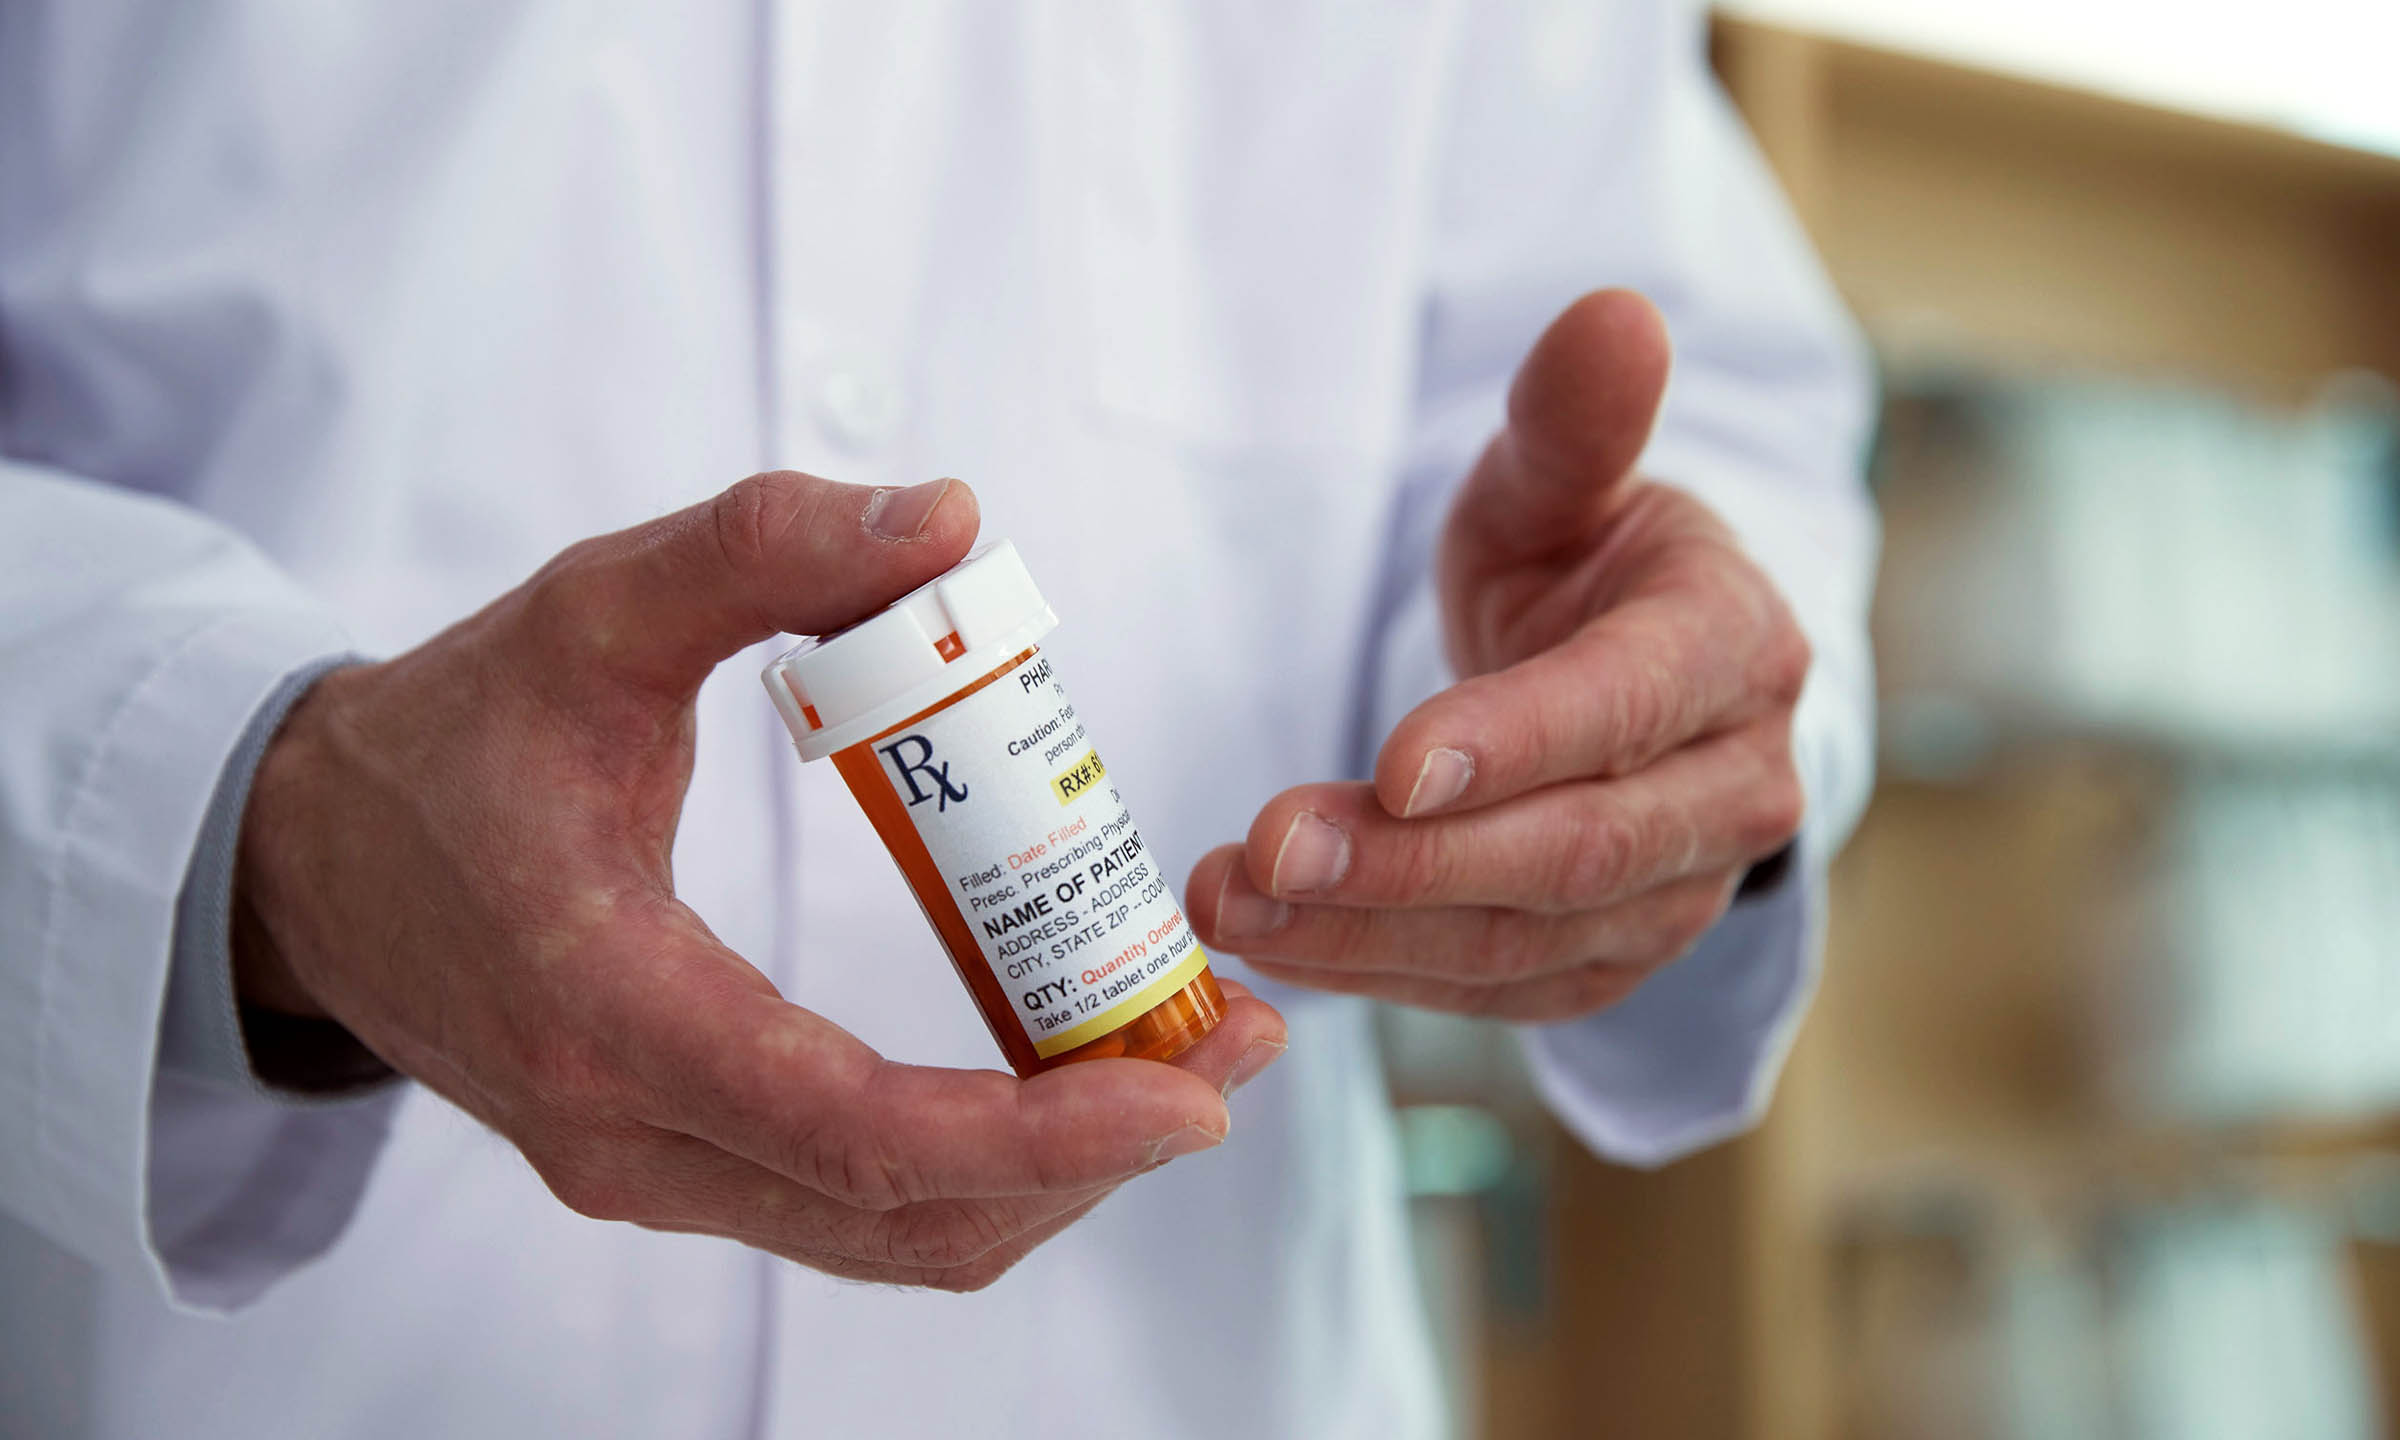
left=0, top=3, right=1874, bottom=1436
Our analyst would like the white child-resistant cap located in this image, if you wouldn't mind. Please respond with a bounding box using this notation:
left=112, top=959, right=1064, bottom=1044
left=762, top=538, right=1059, bottom=761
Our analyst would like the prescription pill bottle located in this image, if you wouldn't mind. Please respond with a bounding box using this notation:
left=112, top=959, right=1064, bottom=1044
left=762, top=540, right=1225, bottom=1076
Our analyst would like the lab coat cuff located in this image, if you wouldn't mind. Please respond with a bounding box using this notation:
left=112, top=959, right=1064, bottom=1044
left=1517, top=842, right=1823, bottom=1168
left=145, top=650, right=417, bottom=1312
left=14, top=600, right=363, bottom=1303
left=147, top=1065, right=404, bottom=1312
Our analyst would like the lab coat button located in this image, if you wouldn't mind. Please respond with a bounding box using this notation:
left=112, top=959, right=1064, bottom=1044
left=816, top=365, right=904, bottom=453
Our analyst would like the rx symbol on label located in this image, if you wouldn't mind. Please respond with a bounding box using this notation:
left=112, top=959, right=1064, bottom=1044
left=880, top=734, right=970, bottom=811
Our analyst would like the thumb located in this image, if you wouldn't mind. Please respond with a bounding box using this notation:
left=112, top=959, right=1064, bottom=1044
left=1454, top=289, right=1672, bottom=562
left=530, top=473, right=980, bottom=698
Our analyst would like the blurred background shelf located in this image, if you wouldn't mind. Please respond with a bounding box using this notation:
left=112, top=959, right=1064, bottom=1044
left=1712, top=12, right=2400, bottom=394
left=1387, top=13, right=2400, bottom=1439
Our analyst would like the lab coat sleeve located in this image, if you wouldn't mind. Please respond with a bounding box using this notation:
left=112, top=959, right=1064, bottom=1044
left=0, top=464, right=401, bottom=1309
left=1370, top=0, right=1877, bottom=1166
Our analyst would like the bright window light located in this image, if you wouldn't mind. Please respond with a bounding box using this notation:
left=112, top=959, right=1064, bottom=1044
left=1718, top=0, right=2400, bottom=157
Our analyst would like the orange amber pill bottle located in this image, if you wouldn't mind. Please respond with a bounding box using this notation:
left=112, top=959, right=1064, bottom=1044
left=762, top=540, right=1225, bottom=1077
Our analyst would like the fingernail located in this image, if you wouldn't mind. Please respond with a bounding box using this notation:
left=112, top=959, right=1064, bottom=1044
left=1223, top=1040, right=1286, bottom=1097
left=1270, top=811, right=1351, bottom=896
left=1214, top=866, right=1291, bottom=939
left=1150, top=1123, right=1223, bottom=1164
left=862, top=478, right=952, bottom=540
left=1403, top=747, right=1475, bottom=817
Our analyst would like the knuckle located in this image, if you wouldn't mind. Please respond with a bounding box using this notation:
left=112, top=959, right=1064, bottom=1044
left=1387, top=825, right=1466, bottom=904
left=711, top=471, right=818, bottom=579
left=1757, top=617, right=1812, bottom=706
left=1599, top=658, right=1676, bottom=776
left=1543, top=807, right=1641, bottom=908
left=1765, top=783, right=1808, bottom=850
left=709, top=474, right=773, bottom=574
left=1661, top=885, right=1729, bottom=956
left=1458, top=979, right=1523, bottom=1019
left=1493, top=964, right=1642, bottom=1023
left=1478, top=909, right=1568, bottom=982
left=517, top=541, right=616, bottom=651
left=537, top=1149, right=641, bottom=1223
left=792, top=1065, right=920, bottom=1211
left=873, top=1203, right=1008, bottom=1270
left=760, top=1109, right=854, bottom=1203
left=1464, top=983, right=1545, bottom=1022
left=1744, top=771, right=1807, bottom=855
left=1295, top=909, right=1375, bottom=971
left=747, top=1056, right=883, bottom=1209
left=808, top=1123, right=914, bottom=1211
left=927, top=1255, right=1016, bottom=1294
left=1251, top=956, right=1373, bottom=1001
left=1018, top=1130, right=1088, bottom=1201
left=1566, top=963, right=1645, bottom=1016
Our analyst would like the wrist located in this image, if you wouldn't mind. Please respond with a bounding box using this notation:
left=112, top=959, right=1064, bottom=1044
left=230, top=668, right=358, bottom=1020
left=230, top=872, right=321, bottom=1018
left=228, top=664, right=409, bottom=1092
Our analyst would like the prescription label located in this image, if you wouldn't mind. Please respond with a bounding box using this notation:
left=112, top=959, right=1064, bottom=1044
left=866, top=651, right=1207, bottom=1058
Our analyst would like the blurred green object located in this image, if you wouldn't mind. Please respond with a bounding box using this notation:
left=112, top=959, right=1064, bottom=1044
left=1398, top=1106, right=1517, bottom=1198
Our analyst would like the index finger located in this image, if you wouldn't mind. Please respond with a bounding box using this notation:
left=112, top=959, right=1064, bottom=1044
left=1376, top=571, right=1805, bottom=819
left=636, top=961, right=1282, bottom=1210
left=1449, top=290, right=1673, bottom=567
